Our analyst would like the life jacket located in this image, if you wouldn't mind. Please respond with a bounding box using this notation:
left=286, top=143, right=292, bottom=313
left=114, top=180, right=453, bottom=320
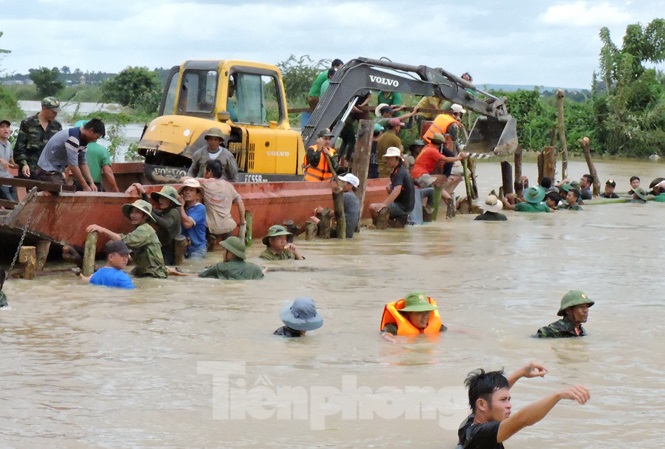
left=380, top=297, right=443, bottom=336
left=423, top=114, right=460, bottom=150
left=304, top=145, right=336, bottom=182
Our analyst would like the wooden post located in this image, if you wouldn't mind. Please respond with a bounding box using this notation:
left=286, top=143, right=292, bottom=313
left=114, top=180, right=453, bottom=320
left=18, top=246, right=36, bottom=280
left=351, top=119, right=372, bottom=216
left=305, top=221, right=317, bottom=240
left=514, top=148, right=524, bottom=197
left=281, top=220, right=300, bottom=241
left=35, top=239, right=51, bottom=271
left=173, top=235, right=187, bottom=266
left=332, top=188, right=346, bottom=239
left=543, top=146, right=557, bottom=181
left=462, top=158, right=473, bottom=211
left=467, top=157, right=479, bottom=199
left=316, top=208, right=333, bottom=238
left=556, top=89, right=569, bottom=180
left=501, top=161, right=514, bottom=196
left=537, top=152, right=544, bottom=185
left=82, top=231, right=98, bottom=277
left=579, top=137, right=601, bottom=196
left=244, top=211, right=253, bottom=247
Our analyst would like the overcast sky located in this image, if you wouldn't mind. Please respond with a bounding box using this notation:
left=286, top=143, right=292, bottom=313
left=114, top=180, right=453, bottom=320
left=1, top=0, right=663, bottom=89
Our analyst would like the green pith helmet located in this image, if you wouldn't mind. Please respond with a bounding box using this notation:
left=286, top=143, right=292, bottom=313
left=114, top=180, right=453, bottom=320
left=150, top=185, right=182, bottom=206
left=220, top=236, right=247, bottom=260
left=204, top=128, right=225, bottom=140
left=524, top=186, right=545, bottom=204
left=633, top=186, right=648, bottom=201
left=557, top=290, right=594, bottom=316
left=121, top=199, right=155, bottom=222
left=400, top=292, right=438, bottom=312
left=430, top=133, right=446, bottom=144
left=262, top=224, right=292, bottom=246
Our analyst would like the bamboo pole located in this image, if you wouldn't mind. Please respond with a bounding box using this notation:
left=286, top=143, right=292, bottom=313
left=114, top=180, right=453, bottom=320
left=82, top=231, right=98, bottom=277
left=556, top=89, right=569, bottom=180
left=244, top=211, right=253, bottom=246
left=431, top=185, right=443, bottom=221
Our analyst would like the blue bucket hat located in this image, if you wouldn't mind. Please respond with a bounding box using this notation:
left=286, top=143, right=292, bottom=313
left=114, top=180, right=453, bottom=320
left=280, top=297, right=323, bottom=331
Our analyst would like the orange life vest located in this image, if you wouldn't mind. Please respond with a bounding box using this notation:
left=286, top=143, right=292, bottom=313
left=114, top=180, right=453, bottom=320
left=423, top=114, right=460, bottom=149
left=380, top=297, right=443, bottom=336
left=304, top=145, right=336, bottom=182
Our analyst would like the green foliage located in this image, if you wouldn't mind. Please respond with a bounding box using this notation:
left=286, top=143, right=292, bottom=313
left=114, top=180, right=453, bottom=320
left=101, top=67, right=160, bottom=113
left=593, top=19, right=665, bottom=156
left=276, top=54, right=327, bottom=105
left=29, top=67, right=65, bottom=98
left=0, top=86, right=23, bottom=122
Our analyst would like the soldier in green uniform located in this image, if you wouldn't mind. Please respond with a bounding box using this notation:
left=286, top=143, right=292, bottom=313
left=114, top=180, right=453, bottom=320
left=504, top=186, right=550, bottom=213
left=536, top=290, right=594, bottom=338
left=199, top=236, right=264, bottom=280
left=259, top=225, right=304, bottom=260
left=14, top=97, right=63, bottom=179
left=559, top=188, right=583, bottom=210
left=86, top=200, right=168, bottom=279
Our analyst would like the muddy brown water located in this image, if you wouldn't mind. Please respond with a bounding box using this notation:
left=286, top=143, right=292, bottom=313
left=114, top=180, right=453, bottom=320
left=1, top=158, right=664, bottom=448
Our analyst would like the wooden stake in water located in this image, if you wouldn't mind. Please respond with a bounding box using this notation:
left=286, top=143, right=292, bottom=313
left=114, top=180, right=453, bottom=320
left=82, top=231, right=98, bottom=277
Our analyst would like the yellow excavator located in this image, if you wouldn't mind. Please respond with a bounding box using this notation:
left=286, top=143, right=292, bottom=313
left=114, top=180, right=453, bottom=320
left=137, top=57, right=518, bottom=183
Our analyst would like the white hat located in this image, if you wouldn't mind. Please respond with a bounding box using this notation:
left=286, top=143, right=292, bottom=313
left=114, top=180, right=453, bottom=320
left=375, top=103, right=390, bottom=116
left=382, top=146, right=404, bottom=160
left=481, top=195, right=503, bottom=213
left=338, top=173, right=359, bottom=188
left=451, top=104, right=466, bottom=114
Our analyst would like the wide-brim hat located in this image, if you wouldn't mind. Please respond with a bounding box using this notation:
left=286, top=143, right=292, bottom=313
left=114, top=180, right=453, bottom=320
left=177, top=178, right=204, bottom=194
left=481, top=195, right=503, bottom=213
left=451, top=104, right=466, bottom=114
left=375, top=103, right=390, bottom=116
left=382, top=146, right=404, bottom=160
left=633, top=186, right=648, bottom=201
left=150, top=185, right=182, bottom=206
left=338, top=173, right=359, bottom=188
left=524, top=186, right=545, bottom=204
left=262, top=225, right=293, bottom=246
left=557, top=290, right=594, bottom=316
left=399, top=292, right=438, bottom=312
left=122, top=199, right=155, bottom=222
left=220, top=236, right=246, bottom=260
left=280, top=297, right=323, bottom=331
left=429, top=133, right=446, bottom=144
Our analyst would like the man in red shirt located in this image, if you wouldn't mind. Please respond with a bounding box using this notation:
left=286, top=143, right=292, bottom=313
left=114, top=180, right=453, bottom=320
left=410, top=133, right=466, bottom=213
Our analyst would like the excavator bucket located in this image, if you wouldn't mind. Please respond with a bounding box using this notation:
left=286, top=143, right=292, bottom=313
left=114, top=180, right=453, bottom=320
left=465, top=116, right=518, bottom=156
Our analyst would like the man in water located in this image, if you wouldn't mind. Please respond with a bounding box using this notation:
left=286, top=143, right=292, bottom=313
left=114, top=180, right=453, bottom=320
left=457, top=362, right=590, bottom=448
left=536, top=290, right=594, bottom=338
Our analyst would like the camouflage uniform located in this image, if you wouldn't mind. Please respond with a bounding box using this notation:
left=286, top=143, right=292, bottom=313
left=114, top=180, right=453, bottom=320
left=14, top=114, right=62, bottom=177
left=120, top=223, right=167, bottom=279
left=536, top=317, right=586, bottom=338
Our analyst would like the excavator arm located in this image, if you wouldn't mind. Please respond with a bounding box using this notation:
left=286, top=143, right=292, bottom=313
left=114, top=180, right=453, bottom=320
left=302, top=57, right=518, bottom=156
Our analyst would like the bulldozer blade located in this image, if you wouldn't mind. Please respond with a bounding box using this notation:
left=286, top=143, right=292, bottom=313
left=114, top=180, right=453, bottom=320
left=465, top=116, right=518, bottom=156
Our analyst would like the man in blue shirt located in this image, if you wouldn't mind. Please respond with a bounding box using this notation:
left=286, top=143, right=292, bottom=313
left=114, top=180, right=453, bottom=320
left=82, top=240, right=135, bottom=289
left=178, top=178, right=207, bottom=259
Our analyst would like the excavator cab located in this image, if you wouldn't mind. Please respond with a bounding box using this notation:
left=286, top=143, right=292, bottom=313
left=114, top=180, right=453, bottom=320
left=466, top=115, right=518, bottom=156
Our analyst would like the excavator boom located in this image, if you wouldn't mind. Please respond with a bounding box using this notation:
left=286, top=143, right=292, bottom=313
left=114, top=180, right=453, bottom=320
left=303, top=57, right=518, bottom=156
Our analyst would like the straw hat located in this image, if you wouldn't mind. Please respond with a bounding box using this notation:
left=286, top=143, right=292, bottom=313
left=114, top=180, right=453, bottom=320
left=177, top=178, right=203, bottom=195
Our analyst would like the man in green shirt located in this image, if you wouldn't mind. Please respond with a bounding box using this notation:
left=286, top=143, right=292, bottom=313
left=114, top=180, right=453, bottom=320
left=307, top=59, right=343, bottom=111
left=199, top=236, right=264, bottom=280
left=504, top=186, right=550, bottom=213
left=558, top=188, right=583, bottom=210
left=87, top=199, right=167, bottom=278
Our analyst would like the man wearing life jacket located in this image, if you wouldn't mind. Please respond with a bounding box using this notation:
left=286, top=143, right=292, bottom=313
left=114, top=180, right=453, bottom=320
left=423, top=104, right=465, bottom=152
left=380, top=292, right=447, bottom=342
left=303, top=129, right=338, bottom=182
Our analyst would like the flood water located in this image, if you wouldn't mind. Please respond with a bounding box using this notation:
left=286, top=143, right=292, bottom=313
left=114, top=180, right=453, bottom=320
left=2, top=158, right=664, bottom=449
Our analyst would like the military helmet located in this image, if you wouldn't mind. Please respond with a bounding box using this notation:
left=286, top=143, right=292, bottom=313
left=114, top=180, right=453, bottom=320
left=557, top=290, right=594, bottom=316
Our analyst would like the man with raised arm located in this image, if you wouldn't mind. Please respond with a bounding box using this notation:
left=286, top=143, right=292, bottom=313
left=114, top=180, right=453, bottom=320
left=457, top=362, right=590, bottom=449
